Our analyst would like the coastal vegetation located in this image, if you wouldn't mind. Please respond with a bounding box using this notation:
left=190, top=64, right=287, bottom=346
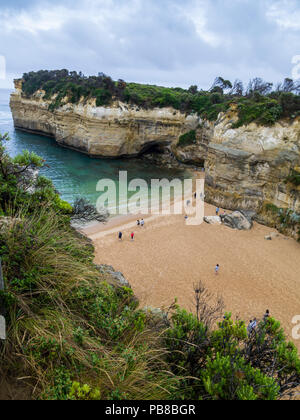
left=177, top=130, right=197, bottom=148
left=0, top=131, right=300, bottom=400
left=21, top=71, right=300, bottom=126
left=286, top=169, right=300, bottom=187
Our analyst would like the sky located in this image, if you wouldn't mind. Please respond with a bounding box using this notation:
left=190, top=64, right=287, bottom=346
left=0, top=0, right=300, bottom=89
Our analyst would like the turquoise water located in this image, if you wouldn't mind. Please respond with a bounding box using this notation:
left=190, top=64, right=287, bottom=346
left=0, top=89, right=189, bottom=212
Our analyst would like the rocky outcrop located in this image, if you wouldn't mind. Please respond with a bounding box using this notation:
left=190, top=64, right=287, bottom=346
left=95, top=264, right=131, bottom=288
left=10, top=80, right=199, bottom=158
left=220, top=211, right=254, bottom=230
left=204, top=211, right=255, bottom=230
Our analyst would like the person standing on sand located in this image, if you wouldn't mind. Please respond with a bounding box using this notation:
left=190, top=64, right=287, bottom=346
left=247, top=320, right=253, bottom=336
left=264, top=310, right=270, bottom=322
left=137, top=220, right=140, bottom=226
left=118, top=232, right=123, bottom=241
left=251, top=318, right=257, bottom=330
left=216, top=207, right=220, bottom=216
left=131, top=232, right=135, bottom=241
left=215, top=264, right=220, bottom=275
left=141, top=219, right=145, bottom=227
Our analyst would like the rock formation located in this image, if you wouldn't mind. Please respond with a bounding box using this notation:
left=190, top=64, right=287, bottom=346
left=10, top=80, right=199, bottom=158
left=220, top=211, right=254, bottom=230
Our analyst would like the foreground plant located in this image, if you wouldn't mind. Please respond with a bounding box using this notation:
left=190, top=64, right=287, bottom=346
left=0, top=131, right=299, bottom=400
left=164, top=283, right=300, bottom=400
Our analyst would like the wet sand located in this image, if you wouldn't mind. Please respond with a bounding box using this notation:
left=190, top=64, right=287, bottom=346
left=82, top=202, right=300, bottom=352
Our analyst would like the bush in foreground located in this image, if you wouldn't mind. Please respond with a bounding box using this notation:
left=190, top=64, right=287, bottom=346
left=0, top=132, right=300, bottom=400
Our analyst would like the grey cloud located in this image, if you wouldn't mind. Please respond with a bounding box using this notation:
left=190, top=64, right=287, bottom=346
left=0, top=0, right=299, bottom=89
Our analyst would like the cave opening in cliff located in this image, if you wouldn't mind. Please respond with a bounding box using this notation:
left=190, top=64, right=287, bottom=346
left=139, top=141, right=169, bottom=156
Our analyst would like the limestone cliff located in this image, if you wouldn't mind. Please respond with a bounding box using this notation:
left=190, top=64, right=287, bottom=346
left=174, top=108, right=300, bottom=236
left=10, top=80, right=199, bottom=158
left=10, top=80, right=300, bottom=236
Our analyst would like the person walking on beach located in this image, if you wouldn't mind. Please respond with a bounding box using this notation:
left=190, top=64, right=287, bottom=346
left=131, top=232, right=135, bottom=241
left=247, top=320, right=253, bottom=336
left=141, top=219, right=145, bottom=227
left=216, top=207, right=220, bottom=216
left=215, top=264, right=220, bottom=275
left=137, top=220, right=140, bottom=226
left=264, top=310, right=270, bottom=322
left=118, top=232, right=123, bottom=241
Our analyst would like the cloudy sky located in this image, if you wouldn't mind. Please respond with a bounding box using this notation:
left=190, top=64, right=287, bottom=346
left=0, top=0, right=300, bottom=89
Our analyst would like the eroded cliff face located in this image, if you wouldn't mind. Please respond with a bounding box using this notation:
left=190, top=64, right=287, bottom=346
left=174, top=108, right=300, bottom=236
left=10, top=80, right=199, bottom=158
left=10, top=80, right=300, bottom=235
left=203, top=112, right=300, bottom=216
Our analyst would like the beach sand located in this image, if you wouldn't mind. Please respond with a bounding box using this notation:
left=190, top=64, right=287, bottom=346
left=82, top=201, right=300, bottom=352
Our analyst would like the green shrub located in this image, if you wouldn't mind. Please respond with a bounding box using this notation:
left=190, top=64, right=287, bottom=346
left=67, top=382, right=101, bottom=400
left=164, top=307, right=300, bottom=400
left=177, top=130, right=197, bottom=148
left=232, top=97, right=283, bottom=128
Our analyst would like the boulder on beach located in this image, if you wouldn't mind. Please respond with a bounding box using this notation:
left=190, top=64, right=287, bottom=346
left=204, top=216, right=222, bottom=225
left=221, top=211, right=254, bottom=230
left=265, top=232, right=280, bottom=241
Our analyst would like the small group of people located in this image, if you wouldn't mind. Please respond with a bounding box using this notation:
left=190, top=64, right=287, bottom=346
left=118, top=219, right=145, bottom=242
left=118, top=231, right=135, bottom=241
left=247, top=310, right=271, bottom=336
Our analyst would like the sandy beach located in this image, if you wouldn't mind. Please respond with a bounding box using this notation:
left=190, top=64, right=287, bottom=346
left=82, top=200, right=300, bottom=352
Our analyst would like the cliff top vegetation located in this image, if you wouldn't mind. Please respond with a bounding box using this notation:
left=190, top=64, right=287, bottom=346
left=20, top=70, right=300, bottom=127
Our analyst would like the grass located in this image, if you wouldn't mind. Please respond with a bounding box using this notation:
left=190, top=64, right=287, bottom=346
left=1, top=207, right=300, bottom=399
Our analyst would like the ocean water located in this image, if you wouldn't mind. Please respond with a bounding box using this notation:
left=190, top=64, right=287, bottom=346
left=0, top=89, right=189, bottom=212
